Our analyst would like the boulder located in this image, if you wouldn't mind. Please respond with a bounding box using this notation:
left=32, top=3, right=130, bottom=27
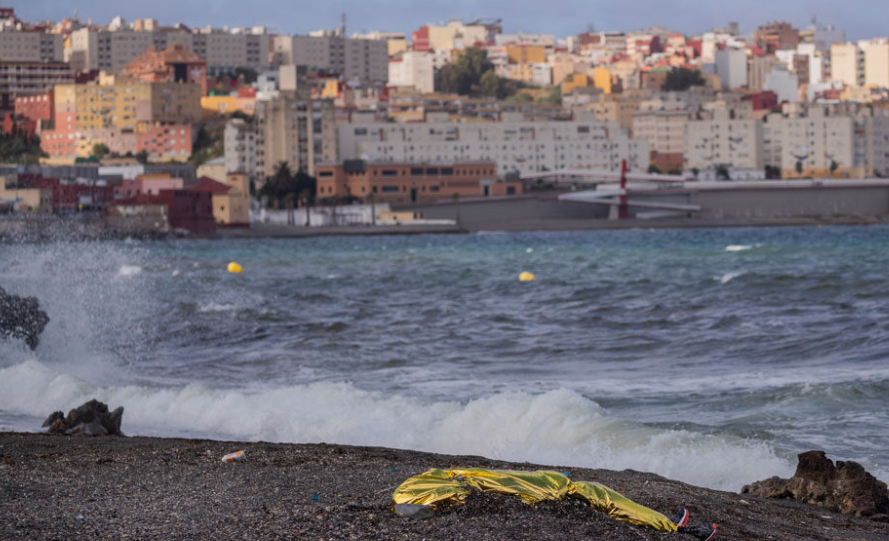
left=0, top=286, right=49, bottom=350
left=43, top=399, right=124, bottom=437
left=742, top=450, right=889, bottom=518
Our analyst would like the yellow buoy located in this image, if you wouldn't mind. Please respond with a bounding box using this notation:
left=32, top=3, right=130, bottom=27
left=519, top=271, right=536, bottom=282
left=227, top=262, right=244, bottom=274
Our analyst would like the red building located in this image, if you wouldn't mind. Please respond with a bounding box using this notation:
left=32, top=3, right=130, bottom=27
left=411, top=26, right=431, bottom=52
left=10, top=174, right=115, bottom=212
left=14, top=90, right=53, bottom=124
left=123, top=44, right=208, bottom=95
left=114, top=189, right=215, bottom=233
left=746, top=91, right=778, bottom=111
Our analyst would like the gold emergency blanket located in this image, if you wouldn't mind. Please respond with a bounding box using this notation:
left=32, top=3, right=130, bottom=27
left=391, top=468, right=677, bottom=533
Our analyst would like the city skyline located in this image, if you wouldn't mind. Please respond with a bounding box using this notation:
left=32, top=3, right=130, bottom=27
left=18, top=0, right=889, bottom=40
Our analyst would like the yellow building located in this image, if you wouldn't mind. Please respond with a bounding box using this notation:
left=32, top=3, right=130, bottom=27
left=56, top=80, right=202, bottom=132
left=561, top=73, right=591, bottom=95
left=0, top=178, right=52, bottom=212
left=200, top=96, right=256, bottom=117
left=214, top=172, right=251, bottom=226
left=592, top=67, right=613, bottom=94
left=506, top=45, right=546, bottom=64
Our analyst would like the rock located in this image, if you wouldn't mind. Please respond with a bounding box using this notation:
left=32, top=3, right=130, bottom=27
left=742, top=450, right=889, bottom=518
left=44, top=399, right=125, bottom=437
left=393, top=503, right=435, bottom=520
left=0, top=286, right=50, bottom=350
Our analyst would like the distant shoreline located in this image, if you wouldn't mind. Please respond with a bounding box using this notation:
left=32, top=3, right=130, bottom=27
left=2, top=214, right=888, bottom=244
left=1, top=431, right=887, bottom=540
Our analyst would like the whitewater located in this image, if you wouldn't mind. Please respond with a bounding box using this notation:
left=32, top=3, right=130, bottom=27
left=2, top=226, right=888, bottom=492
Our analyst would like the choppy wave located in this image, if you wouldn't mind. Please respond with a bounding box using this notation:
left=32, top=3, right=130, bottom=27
left=716, top=271, right=747, bottom=284
left=0, top=360, right=791, bottom=491
left=118, top=265, right=143, bottom=277
left=725, top=245, right=753, bottom=252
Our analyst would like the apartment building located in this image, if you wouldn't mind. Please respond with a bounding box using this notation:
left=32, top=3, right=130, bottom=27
left=68, top=27, right=271, bottom=74
left=388, top=51, right=434, bottom=93
left=685, top=111, right=764, bottom=172
left=253, top=93, right=337, bottom=181
left=777, top=108, right=856, bottom=178
left=831, top=42, right=865, bottom=88
left=714, top=48, right=748, bottom=90
left=0, top=61, right=74, bottom=113
left=338, top=114, right=650, bottom=176
left=315, top=160, right=521, bottom=203
left=754, top=22, right=800, bottom=54
left=0, top=30, right=63, bottom=62
left=123, top=44, right=207, bottom=94
left=40, top=80, right=200, bottom=161
left=224, top=117, right=257, bottom=176
left=864, top=40, right=889, bottom=89
left=632, top=109, right=689, bottom=171
left=272, top=35, right=388, bottom=84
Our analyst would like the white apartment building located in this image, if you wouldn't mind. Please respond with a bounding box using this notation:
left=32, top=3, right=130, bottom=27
left=427, top=22, right=488, bottom=51
left=778, top=108, right=855, bottom=176
left=224, top=118, right=257, bottom=177
left=830, top=42, right=864, bottom=88
left=338, top=114, right=649, bottom=176
left=272, top=35, right=388, bottom=84
left=388, top=51, right=434, bottom=93
left=0, top=31, right=63, bottom=62
left=714, top=48, right=748, bottom=90
left=685, top=112, right=764, bottom=171
left=764, top=64, right=799, bottom=103
left=632, top=110, right=689, bottom=155
left=864, top=39, right=889, bottom=89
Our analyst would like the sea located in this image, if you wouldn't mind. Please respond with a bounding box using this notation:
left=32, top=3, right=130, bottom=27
left=1, top=225, right=888, bottom=492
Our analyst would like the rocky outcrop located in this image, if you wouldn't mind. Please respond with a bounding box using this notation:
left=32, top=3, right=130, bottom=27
left=43, top=399, right=124, bottom=436
left=742, top=450, right=889, bottom=518
left=0, top=286, right=49, bottom=350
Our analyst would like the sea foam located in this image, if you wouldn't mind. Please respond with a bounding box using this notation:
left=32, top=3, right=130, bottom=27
left=0, top=360, right=792, bottom=491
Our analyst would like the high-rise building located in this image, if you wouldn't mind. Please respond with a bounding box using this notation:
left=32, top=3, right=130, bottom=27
left=253, top=94, right=337, bottom=181
left=272, top=35, right=388, bottom=84
left=714, top=48, right=748, bottom=90
left=830, top=42, right=865, bottom=88
left=0, top=30, right=63, bottom=62
left=863, top=39, right=889, bottom=89
left=685, top=111, right=764, bottom=171
left=388, top=51, right=434, bottom=93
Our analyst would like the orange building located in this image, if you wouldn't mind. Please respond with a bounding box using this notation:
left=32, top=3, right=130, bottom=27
left=123, top=44, right=208, bottom=95
left=316, top=160, right=522, bottom=203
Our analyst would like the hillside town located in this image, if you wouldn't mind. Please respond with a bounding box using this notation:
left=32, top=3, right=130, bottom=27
left=2, top=7, right=889, bottom=233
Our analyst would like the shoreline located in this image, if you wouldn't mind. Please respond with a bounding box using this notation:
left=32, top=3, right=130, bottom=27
left=2, top=432, right=887, bottom=540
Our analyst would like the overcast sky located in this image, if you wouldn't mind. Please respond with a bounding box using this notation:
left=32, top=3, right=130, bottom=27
left=18, top=0, right=889, bottom=41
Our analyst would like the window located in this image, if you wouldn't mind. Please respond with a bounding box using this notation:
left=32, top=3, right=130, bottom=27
left=430, top=186, right=440, bottom=192
left=441, top=167, right=454, bottom=175
left=426, top=167, right=439, bottom=175
left=354, top=127, right=367, bottom=135
left=410, top=167, right=423, bottom=175
left=318, top=171, right=333, bottom=177
left=382, top=170, right=397, bottom=176
left=381, top=186, right=399, bottom=193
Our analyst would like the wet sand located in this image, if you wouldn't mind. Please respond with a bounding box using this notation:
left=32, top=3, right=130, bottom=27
left=1, top=433, right=888, bottom=540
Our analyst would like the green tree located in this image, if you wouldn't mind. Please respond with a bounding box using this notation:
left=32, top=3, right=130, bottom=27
left=438, top=47, right=494, bottom=96
left=258, top=162, right=317, bottom=208
left=795, top=161, right=804, bottom=176
left=662, top=68, right=706, bottom=92
left=91, top=143, right=110, bottom=159
left=648, top=164, right=662, bottom=174
left=135, top=150, right=149, bottom=165
left=715, top=164, right=731, bottom=180
left=514, top=92, right=534, bottom=103
left=536, top=86, right=562, bottom=107
left=830, top=160, right=839, bottom=176
left=479, top=70, right=501, bottom=98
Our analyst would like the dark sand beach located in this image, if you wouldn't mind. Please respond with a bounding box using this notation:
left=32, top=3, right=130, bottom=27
left=1, top=433, right=888, bottom=540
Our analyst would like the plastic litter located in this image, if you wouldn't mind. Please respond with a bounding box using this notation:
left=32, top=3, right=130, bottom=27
left=518, top=271, right=536, bottom=282
left=227, top=262, right=244, bottom=274
left=221, top=450, right=246, bottom=463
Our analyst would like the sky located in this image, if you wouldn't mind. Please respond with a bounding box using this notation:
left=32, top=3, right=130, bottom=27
left=17, top=0, right=889, bottom=41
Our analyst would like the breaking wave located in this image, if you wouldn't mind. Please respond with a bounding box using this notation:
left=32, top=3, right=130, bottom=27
left=0, top=360, right=791, bottom=491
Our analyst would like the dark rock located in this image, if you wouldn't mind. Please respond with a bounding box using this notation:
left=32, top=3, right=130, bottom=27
left=0, top=286, right=49, bottom=350
left=742, top=450, right=889, bottom=518
left=44, top=399, right=125, bottom=437
left=41, top=411, right=63, bottom=428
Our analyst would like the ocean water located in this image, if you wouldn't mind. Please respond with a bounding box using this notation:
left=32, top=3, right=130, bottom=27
left=1, top=226, right=888, bottom=492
